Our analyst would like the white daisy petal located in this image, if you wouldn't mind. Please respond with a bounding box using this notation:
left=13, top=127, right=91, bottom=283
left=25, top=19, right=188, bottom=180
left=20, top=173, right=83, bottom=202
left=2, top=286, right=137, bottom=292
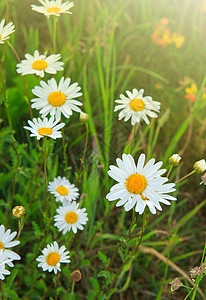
left=31, top=77, right=82, bottom=119
left=16, top=50, right=64, bottom=77
left=24, top=117, right=65, bottom=140
left=0, top=225, right=21, bottom=268
left=36, top=241, right=70, bottom=274
left=54, top=202, right=88, bottom=235
left=114, top=88, right=161, bottom=125
left=48, top=176, right=79, bottom=203
left=0, top=19, right=15, bottom=44
left=31, top=0, right=74, bottom=18
left=106, top=154, right=177, bottom=215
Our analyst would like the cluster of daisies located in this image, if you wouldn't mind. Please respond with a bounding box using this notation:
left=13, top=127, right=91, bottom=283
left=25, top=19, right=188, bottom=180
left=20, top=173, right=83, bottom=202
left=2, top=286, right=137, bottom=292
left=36, top=175, right=88, bottom=274
left=0, top=0, right=179, bottom=276
left=0, top=0, right=90, bottom=276
left=1, top=0, right=206, bottom=285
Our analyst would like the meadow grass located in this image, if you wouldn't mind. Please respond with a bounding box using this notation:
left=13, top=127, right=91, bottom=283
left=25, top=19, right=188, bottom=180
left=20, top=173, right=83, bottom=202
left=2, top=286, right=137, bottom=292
left=0, top=0, right=206, bottom=299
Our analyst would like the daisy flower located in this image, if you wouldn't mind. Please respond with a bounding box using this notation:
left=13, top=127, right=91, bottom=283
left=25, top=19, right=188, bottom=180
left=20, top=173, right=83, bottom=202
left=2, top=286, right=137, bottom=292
left=36, top=241, right=70, bottom=274
left=16, top=50, right=64, bottom=77
left=0, top=225, right=21, bottom=265
left=54, top=202, right=88, bottom=234
left=0, top=19, right=15, bottom=44
left=31, top=77, right=83, bottom=119
left=48, top=176, right=79, bottom=203
left=0, top=250, right=11, bottom=280
left=31, top=0, right=74, bottom=18
left=114, top=88, right=161, bottom=125
left=106, top=153, right=176, bottom=214
left=24, top=116, right=65, bottom=140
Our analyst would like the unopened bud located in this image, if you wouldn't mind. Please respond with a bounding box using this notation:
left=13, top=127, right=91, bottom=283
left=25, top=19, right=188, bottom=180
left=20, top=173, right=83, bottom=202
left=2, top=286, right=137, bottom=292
left=12, top=206, right=25, bottom=218
left=190, top=266, right=201, bottom=278
left=169, top=154, right=181, bottom=166
left=169, top=277, right=183, bottom=292
left=194, top=159, right=206, bottom=174
left=80, top=111, right=89, bottom=123
left=70, top=270, right=82, bottom=282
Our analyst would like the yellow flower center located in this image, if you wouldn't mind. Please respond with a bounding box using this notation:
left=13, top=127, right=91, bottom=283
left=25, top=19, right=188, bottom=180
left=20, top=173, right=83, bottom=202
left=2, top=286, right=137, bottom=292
left=48, top=91, right=66, bottom=107
left=126, top=174, right=147, bottom=194
left=65, top=212, right=78, bottom=224
left=32, top=60, right=48, bottom=70
left=56, top=186, right=68, bottom=196
left=38, top=127, right=53, bottom=136
left=0, top=242, right=4, bottom=250
left=47, top=7, right=61, bottom=14
left=46, top=252, right=60, bottom=266
left=129, top=99, right=145, bottom=111
left=0, top=35, right=2, bottom=40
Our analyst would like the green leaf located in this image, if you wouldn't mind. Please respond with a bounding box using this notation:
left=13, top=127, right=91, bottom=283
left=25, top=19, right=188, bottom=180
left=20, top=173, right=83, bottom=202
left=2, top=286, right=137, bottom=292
left=90, top=277, right=100, bottom=292
left=98, top=250, right=109, bottom=266
left=4, top=289, right=18, bottom=298
left=32, top=221, right=43, bottom=238
left=97, top=270, right=111, bottom=280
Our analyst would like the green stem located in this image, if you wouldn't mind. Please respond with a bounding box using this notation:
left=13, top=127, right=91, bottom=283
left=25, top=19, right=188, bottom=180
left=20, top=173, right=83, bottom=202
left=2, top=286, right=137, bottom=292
left=6, top=41, right=34, bottom=120
left=69, top=282, right=75, bottom=300
left=184, top=287, right=195, bottom=300
left=106, top=210, right=147, bottom=295
left=55, top=273, right=59, bottom=300
left=16, top=216, right=24, bottom=240
left=190, top=276, right=202, bottom=300
left=130, top=123, right=137, bottom=153
left=53, top=17, right=57, bottom=53
left=167, top=165, right=173, bottom=178
left=61, top=127, right=68, bottom=170
left=175, top=170, right=196, bottom=184
left=128, top=207, right=136, bottom=236
left=43, top=138, right=48, bottom=215
left=76, top=122, right=89, bottom=186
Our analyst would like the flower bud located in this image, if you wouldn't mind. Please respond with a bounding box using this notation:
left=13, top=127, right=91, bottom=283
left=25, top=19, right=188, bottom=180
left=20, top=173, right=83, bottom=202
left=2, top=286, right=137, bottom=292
left=190, top=266, right=201, bottom=278
left=12, top=206, right=25, bottom=218
left=70, top=270, right=82, bottom=282
left=169, top=277, right=183, bottom=292
left=193, top=159, right=206, bottom=174
left=80, top=111, right=89, bottom=123
left=169, top=154, right=181, bottom=166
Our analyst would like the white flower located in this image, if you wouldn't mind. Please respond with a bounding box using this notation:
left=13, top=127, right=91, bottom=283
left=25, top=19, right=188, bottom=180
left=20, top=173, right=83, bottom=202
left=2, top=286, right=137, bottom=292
left=48, top=176, right=79, bottom=203
left=194, top=159, right=206, bottom=174
left=54, top=202, right=88, bottom=234
left=114, top=88, right=161, bottom=125
left=0, top=19, right=15, bottom=44
left=0, top=250, right=11, bottom=280
left=24, top=116, right=65, bottom=140
left=16, top=50, right=64, bottom=77
left=0, top=225, right=20, bottom=265
left=36, top=241, right=70, bottom=274
left=169, top=154, right=181, bottom=166
left=31, top=77, right=83, bottom=119
left=31, top=0, right=74, bottom=18
left=106, top=153, right=176, bottom=214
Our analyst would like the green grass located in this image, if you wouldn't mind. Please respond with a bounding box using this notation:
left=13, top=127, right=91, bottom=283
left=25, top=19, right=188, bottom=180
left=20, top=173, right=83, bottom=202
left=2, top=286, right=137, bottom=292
left=0, top=0, right=206, bottom=299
